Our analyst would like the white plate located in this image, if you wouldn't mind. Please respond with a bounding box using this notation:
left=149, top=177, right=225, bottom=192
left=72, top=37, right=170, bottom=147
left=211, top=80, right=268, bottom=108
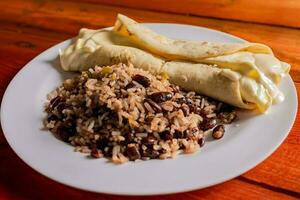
left=0, top=24, right=297, bottom=195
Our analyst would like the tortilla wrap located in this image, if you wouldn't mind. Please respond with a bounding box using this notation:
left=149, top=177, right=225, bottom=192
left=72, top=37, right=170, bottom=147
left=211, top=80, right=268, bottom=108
left=112, top=14, right=289, bottom=108
left=60, top=29, right=273, bottom=111
left=113, top=14, right=273, bottom=61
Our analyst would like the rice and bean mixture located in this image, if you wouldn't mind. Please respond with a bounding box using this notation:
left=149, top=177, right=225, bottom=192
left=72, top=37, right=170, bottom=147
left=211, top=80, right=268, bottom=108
left=44, top=63, right=236, bottom=164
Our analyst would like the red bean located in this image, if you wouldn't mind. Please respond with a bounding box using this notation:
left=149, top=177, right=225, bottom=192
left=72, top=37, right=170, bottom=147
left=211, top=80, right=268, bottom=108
left=132, top=74, right=150, bottom=88
left=126, top=145, right=141, bottom=161
left=142, top=136, right=156, bottom=146
left=212, top=125, right=225, bottom=139
left=159, top=130, right=173, bottom=140
left=174, top=130, right=185, bottom=139
left=148, top=92, right=173, bottom=103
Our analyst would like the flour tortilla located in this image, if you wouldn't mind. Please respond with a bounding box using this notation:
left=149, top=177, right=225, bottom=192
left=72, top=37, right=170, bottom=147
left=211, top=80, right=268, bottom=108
left=113, top=14, right=273, bottom=61
left=60, top=29, right=277, bottom=110
left=60, top=29, right=164, bottom=73
left=60, top=30, right=263, bottom=109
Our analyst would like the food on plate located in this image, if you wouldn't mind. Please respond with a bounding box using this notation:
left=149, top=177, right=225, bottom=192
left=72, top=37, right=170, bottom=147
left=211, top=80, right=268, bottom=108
left=60, top=34, right=260, bottom=110
left=59, top=14, right=290, bottom=112
left=114, top=14, right=290, bottom=110
left=114, top=14, right=273, bottom=60
left=59, top=31, right=267, bottom=111
left=114, top=14, right=289, bottom=85
left=48, top=15, right=291, bottom=163
left=44, top=64, right=236, bottom=163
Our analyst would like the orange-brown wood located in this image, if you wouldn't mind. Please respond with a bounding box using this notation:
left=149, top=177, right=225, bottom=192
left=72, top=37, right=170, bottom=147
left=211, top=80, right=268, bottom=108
left=0, top=0, right=300, bottom=199
left=77, top=0, right=300, bottom=28
left=1, top=0, right=300, bottom=82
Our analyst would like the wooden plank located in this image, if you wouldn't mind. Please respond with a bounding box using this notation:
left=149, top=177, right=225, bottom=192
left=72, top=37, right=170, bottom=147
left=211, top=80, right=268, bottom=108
left=0, top=140, right=298, bottom=199
left=0, top=21, right=70, bottom=96
left=76, top=0, right=300, bottom=28
left=0, top=1, right=300, bottom=197
left=0, top=0, right=299, bottom=82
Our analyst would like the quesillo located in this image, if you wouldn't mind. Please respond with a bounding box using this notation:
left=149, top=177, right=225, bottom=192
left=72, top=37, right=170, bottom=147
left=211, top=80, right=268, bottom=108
left=113, top=14, right=290, bottom=109
left=60, top=15, right=290, bottom=112
left=114, top=14, right=273, bottom=60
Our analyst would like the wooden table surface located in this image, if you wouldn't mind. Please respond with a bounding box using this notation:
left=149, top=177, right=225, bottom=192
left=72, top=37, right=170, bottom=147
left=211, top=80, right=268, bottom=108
left=1, top=0, right=300, bottom=199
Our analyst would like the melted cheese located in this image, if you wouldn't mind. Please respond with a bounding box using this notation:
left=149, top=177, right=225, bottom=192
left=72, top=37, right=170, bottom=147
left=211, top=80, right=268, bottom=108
left=202, top=52, right=289, bottom=111
left=60, top=29, right=290, bottom=112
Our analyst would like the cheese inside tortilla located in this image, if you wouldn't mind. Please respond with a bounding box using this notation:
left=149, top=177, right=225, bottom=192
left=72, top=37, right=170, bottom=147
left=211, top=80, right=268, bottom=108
left=114, top=14, right=273, bottom=61
left=201, top=52, right=289, bottom=104
left=112, top=14, right=290, bottom=109
left=59, top=14, right=290, bottom=112
left=60, top=29, right=276, bottom=111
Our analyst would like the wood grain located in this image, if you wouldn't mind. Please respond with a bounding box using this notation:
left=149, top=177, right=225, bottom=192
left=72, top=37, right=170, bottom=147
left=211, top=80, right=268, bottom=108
left=77, top=0, right=300, bottom=28
left=0, top=0, right=299, bottom=82
left=0, top=0, right=300, bottom=199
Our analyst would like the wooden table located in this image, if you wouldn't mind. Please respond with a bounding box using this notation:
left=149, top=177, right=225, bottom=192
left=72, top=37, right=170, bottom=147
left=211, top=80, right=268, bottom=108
left=0, top=0, right=300, bottom=199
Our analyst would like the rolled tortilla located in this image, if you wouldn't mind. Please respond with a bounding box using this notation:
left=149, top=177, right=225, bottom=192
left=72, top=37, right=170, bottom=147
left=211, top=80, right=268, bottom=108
left=200, top=52, right=289, bottom=104
left=60, top=29, right=164, bottom=73
left=112, top=14, right=289, bottom=108
left=113, top=14, right=273, bottom=61
left=60, top=30, right=272, bottom=111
